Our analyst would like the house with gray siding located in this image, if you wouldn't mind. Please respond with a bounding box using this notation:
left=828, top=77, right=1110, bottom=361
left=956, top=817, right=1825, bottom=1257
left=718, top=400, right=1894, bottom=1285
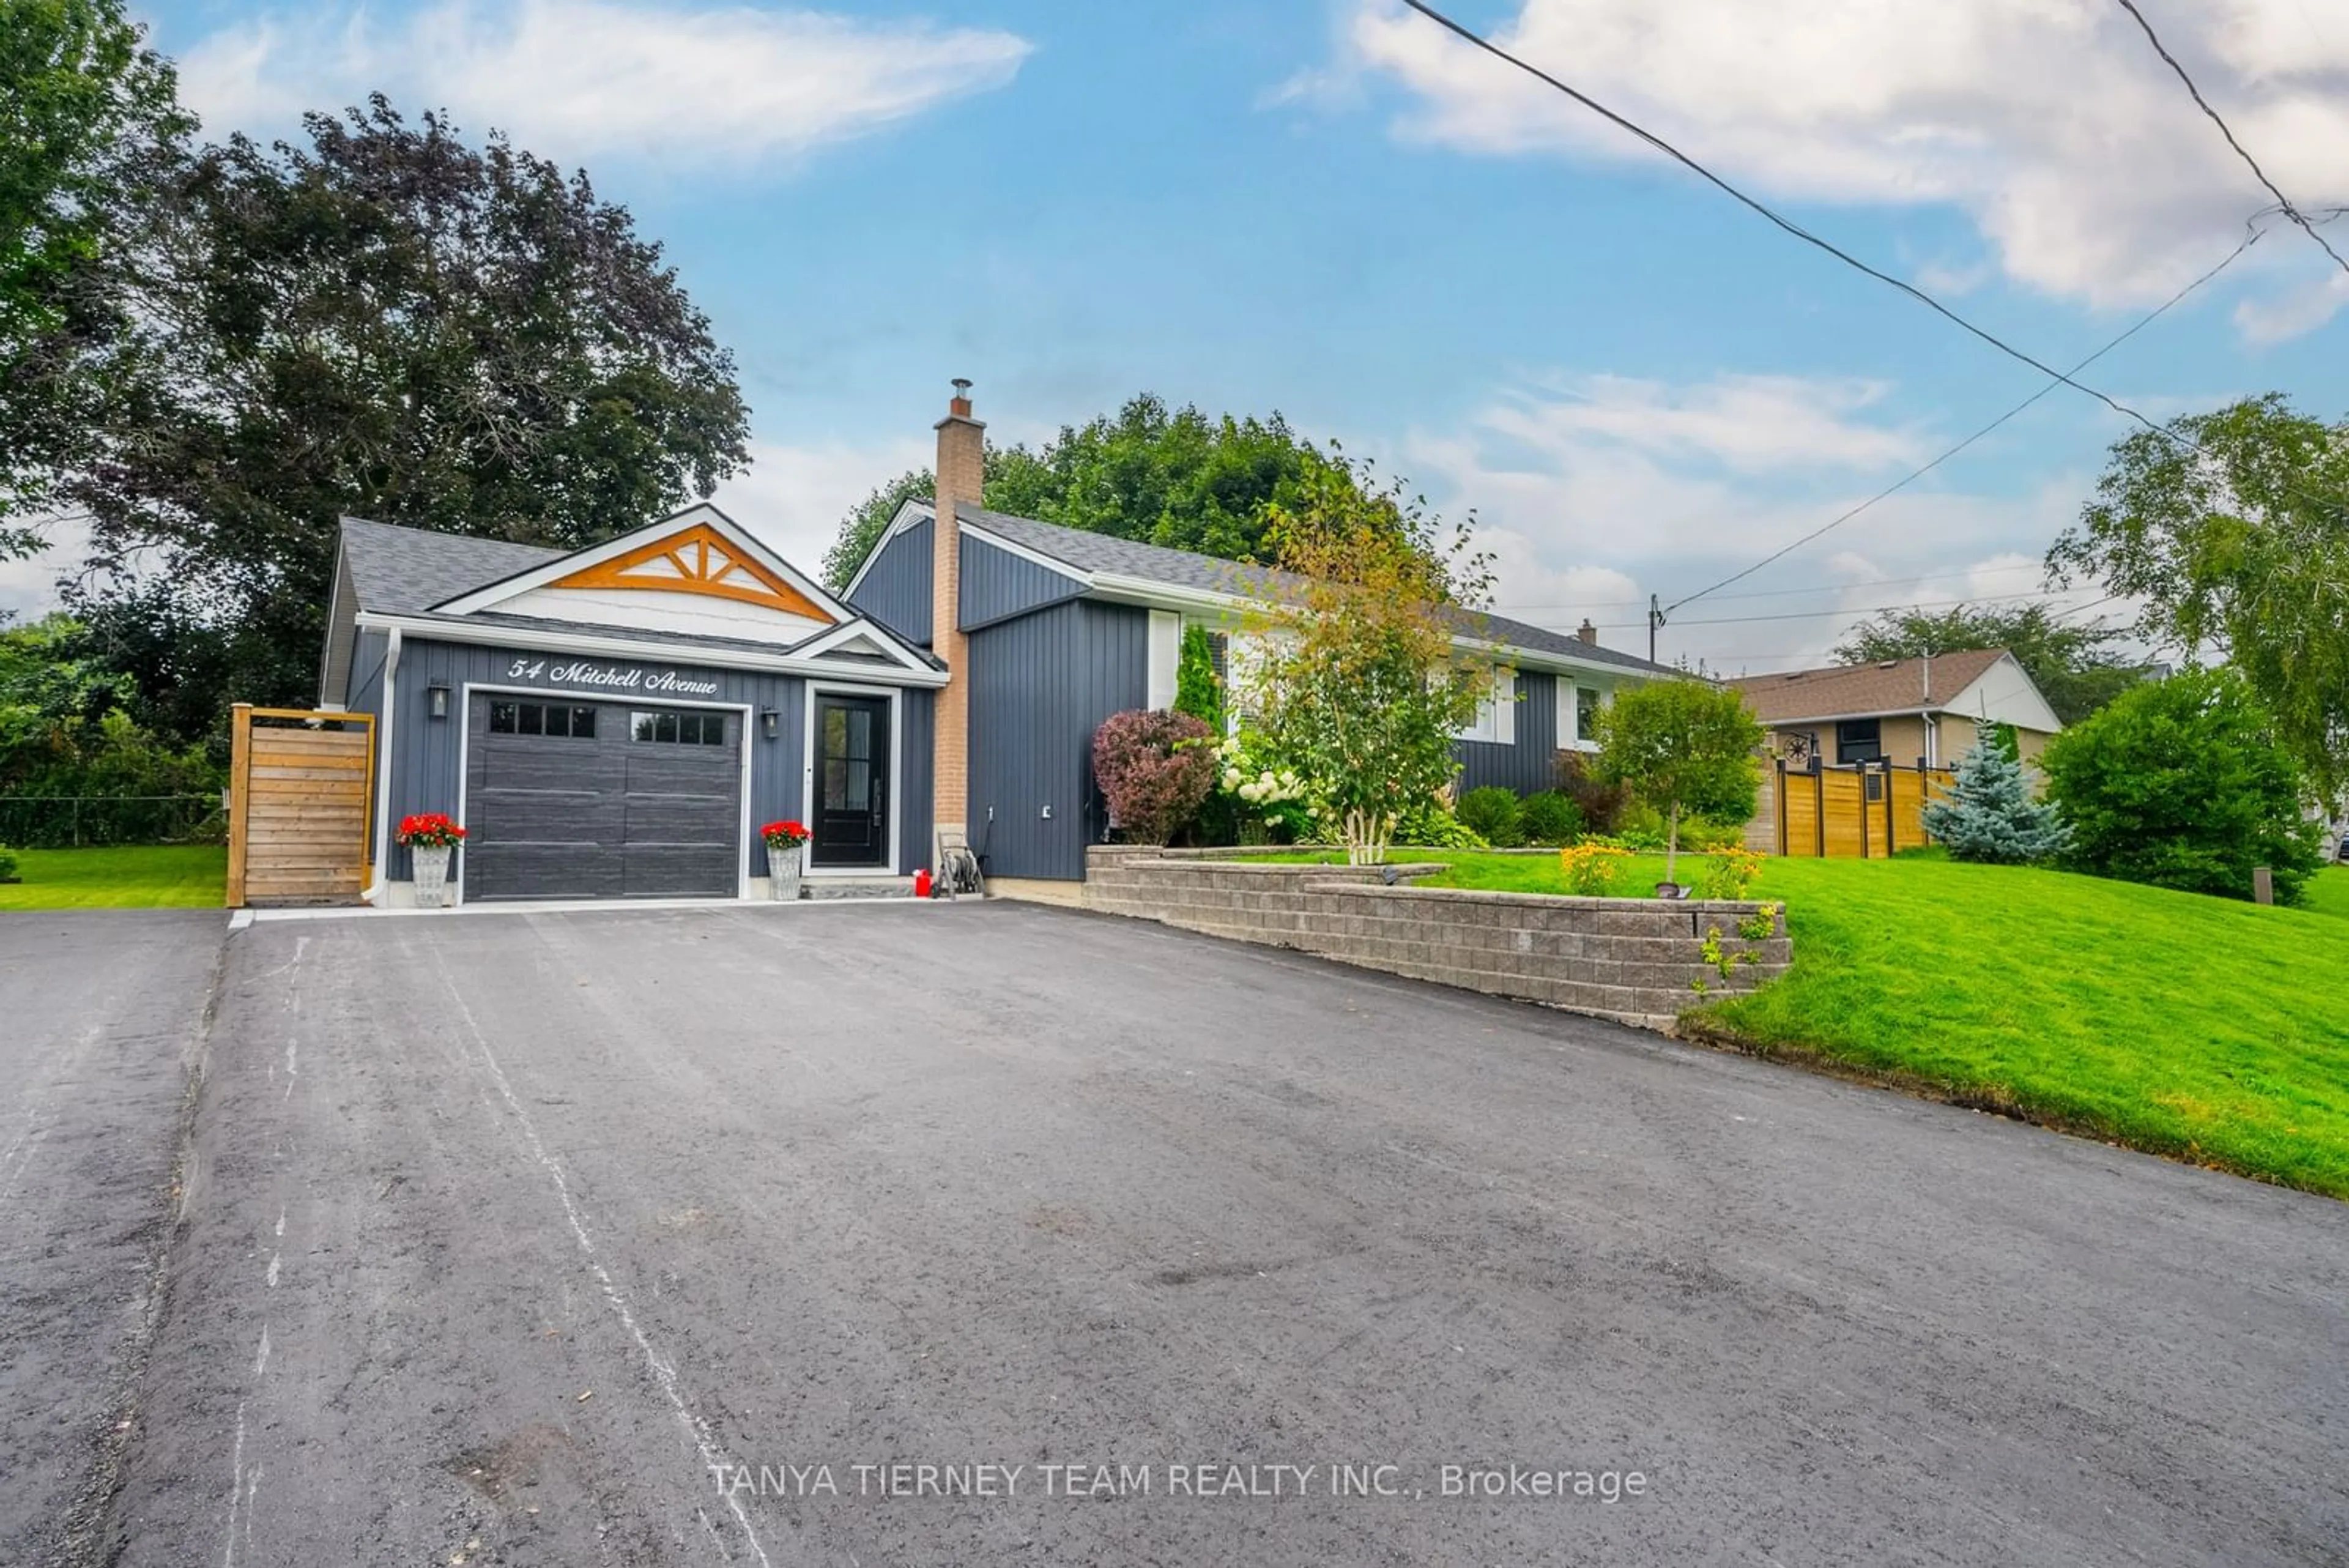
left=315, top=384, right=1666, bottom=906
left=845, top=385, right=1674, bottom=888
left=318, top=504, right=942, bottom=905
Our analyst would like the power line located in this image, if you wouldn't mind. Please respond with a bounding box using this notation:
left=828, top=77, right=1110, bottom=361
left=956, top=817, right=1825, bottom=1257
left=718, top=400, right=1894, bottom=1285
left=2111, top=0, right=2349, bottom=277
left=1494, top=561, right=2049, bottom=614
left=1396, top=0, right=2206, bottom=435
left=1573, top=585, right=2093, bottom=633
left=1391, top=0, right=2347, bottom=628
left=1655, top=221, right=2268, bottom=615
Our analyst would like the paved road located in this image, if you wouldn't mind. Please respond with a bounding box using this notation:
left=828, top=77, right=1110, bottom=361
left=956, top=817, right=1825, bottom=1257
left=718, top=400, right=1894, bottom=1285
left=0, top=911, right=221, bottom=1566
left=43, top=902, right=2349, bottom=1564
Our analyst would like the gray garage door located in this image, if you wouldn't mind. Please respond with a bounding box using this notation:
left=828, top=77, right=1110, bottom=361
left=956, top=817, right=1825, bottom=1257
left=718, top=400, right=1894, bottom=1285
left=463, top=696, right=741, bottom=901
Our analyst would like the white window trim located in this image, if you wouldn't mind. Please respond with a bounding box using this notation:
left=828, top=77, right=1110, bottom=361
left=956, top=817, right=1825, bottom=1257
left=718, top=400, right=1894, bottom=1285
left=1146, top=609, right=1182, bottom=712
left=1453, top=665, right=1515, bottom=745
left=800, top=679, right=905, bottom=877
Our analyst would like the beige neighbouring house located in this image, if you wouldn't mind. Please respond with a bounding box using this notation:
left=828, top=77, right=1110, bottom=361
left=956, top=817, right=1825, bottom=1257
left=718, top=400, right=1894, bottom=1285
left=1729, top=648, right=2061, bottom=771
left=1727, top=649, right=2063, bottom=855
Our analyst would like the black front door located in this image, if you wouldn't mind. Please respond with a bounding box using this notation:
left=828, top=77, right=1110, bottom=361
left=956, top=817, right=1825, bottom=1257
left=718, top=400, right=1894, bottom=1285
left=811, top=694, right=889, bottom=867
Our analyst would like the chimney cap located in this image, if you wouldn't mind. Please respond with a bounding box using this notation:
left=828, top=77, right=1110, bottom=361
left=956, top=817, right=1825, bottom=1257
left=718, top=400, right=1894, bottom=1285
left=951, top=377, right=971, bottom=395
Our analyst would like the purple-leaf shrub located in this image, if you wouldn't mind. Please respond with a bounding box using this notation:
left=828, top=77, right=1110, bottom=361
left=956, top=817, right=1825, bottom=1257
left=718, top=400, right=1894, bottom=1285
left=1092, top=709, right=1217, bottom=845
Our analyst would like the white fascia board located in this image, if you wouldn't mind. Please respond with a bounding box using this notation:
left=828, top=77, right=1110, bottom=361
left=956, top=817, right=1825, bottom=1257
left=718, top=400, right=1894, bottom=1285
left=841, top=499, right=938, bottom=601
left=790, top=616, right=938, bottom=674
left=429, top=502, right=849, bottom=622
left=958, top=521, right=1096, bottom=586
left=354, top=611, right=949, bottom=687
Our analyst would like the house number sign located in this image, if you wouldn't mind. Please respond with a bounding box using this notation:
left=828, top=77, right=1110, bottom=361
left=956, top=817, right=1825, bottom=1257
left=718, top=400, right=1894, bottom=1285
left=503, top=658, right=721, bottom=697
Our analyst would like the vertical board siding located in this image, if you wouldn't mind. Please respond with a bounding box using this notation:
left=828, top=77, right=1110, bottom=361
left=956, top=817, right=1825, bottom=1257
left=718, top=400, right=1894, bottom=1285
left=845, top=517, right=934, bottom=646
left=965, top=601, right=1149, bottom=880
left=959, top=533, right=1087, bottom=631
left=345, top=628, right=390, bottom=713
left=1455, top=671, right=1560, bottom=795
left=385, top=639, right=814, bottom=885
left=896, top=687, right=934, bottom=875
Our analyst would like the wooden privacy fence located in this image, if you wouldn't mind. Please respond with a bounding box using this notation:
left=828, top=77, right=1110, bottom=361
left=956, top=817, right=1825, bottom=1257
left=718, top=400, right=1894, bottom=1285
left=226, top=705, right=374, bottom=907
left=1772, top=758, right=1954, bottom=859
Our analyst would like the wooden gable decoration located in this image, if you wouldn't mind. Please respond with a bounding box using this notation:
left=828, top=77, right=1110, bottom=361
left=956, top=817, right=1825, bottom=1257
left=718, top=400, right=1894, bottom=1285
left=547, top=522, right=834, bottom=622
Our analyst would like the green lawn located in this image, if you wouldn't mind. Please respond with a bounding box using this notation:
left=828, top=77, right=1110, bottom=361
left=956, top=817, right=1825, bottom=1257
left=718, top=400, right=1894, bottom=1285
left=0, top=845, right=227, bottom=910
left=1261, top=847, right=2349, bottom=1199
left=2303, top=864, right=2349, bottom=923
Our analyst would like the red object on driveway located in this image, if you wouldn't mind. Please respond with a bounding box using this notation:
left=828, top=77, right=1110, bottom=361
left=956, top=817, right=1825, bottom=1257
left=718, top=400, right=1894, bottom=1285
left=914, top=868, right=932, bottom=899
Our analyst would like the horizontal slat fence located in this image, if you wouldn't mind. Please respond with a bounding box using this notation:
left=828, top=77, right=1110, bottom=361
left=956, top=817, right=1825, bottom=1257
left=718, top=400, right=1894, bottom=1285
left=1773, top=758, right=1954, bottom=859
left=228, top=705, right=374, bottom=907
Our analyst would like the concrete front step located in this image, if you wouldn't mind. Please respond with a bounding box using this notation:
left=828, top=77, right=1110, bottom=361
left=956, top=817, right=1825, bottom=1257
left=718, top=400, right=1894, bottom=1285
left=801, top=877, right=917, bottom=901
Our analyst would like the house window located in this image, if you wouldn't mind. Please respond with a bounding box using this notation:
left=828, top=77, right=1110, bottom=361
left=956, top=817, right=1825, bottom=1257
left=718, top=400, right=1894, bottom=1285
left=1576, top=685, right=1602, bottom=745
left=632, top=710, right=726, bottom=745
left=1453, top=667, right=1516, bottom=744
left=489, top=701, right=596, bottom=739
left=1836, top=718, right=1883, bottom=764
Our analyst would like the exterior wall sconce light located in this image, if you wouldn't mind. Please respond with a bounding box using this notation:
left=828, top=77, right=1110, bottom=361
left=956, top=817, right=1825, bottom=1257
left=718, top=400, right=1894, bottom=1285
left=428, top=680, right=450, bottom=720
left=760, top=708, right=779, bottom=740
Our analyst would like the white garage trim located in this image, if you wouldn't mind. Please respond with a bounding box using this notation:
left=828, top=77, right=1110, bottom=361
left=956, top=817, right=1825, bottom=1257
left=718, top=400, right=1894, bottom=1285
left=453, top=682, right=757, bottom=906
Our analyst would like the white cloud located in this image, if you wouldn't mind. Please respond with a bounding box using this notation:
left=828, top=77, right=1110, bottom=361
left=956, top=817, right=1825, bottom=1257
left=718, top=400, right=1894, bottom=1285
left=711, top=433, right=930, bottom=578
left=1400, top=372, right=2097, bottom=670
left=178, top=0, right=1032, bottom=167
left=1324, top=0, right=2349, bottom=330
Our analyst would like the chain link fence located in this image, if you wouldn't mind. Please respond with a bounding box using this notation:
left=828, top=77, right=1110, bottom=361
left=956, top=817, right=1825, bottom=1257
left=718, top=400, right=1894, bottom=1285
left=0, top=795, right=228, bottom=849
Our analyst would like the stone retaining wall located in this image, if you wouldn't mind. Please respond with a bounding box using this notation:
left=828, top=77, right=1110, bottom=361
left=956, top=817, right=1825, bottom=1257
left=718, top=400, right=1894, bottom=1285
left=1083, top=847, right=1790, bottom=1032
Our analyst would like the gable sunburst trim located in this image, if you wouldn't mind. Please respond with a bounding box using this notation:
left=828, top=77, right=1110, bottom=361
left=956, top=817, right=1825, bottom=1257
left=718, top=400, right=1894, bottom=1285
left=549, top=522, right=834, bottom=622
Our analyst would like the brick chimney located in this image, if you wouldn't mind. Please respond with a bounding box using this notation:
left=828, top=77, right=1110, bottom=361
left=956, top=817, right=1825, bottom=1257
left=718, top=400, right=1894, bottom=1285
left=932, top=379, right=983, bottom=844
left=1576, top=618, right=1598, bottom=647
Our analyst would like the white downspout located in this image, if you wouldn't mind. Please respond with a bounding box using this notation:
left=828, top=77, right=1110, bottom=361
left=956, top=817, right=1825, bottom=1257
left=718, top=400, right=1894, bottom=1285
left=363, top=627, right=401, bottom=904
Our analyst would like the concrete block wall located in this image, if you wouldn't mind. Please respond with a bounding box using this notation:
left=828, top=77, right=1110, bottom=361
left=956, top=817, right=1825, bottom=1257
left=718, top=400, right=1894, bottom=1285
left=1083, top=847, right=1790, bottom=1033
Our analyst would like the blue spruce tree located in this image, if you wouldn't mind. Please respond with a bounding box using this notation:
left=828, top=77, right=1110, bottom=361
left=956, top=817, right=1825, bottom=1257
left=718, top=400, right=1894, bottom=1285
left=1921, top=740, right=2071, bottom=864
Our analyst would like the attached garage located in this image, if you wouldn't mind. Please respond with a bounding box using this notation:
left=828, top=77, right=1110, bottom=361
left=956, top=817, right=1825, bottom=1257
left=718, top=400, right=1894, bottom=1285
left=319, top=503, right=944, bottom=907
left=464, top=695, right=745, bottom=901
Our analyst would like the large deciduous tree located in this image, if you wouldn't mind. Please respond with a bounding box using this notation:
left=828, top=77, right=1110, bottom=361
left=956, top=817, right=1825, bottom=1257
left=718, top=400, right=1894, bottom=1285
left=63, top=98, right=751, bottom=739
left=2047, top=393, right=2349, bottom=796
left=1831, top=601, right=2144, bottom=726
left=1240, top=456, right=1492, bottom=866
left=819, top=393, right=1359, bottom=588
left=0, top=0, right=188, bottom=555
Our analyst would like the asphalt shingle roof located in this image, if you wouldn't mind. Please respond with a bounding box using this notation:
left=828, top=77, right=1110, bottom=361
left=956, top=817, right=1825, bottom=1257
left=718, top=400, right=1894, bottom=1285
left=952, top=502, right=1675, bottom=675
left=333, top=517, right=943, bottom=667
left=340, top=516, right=565, bottom=615
left=1726, top=648, right=2012, bottom=723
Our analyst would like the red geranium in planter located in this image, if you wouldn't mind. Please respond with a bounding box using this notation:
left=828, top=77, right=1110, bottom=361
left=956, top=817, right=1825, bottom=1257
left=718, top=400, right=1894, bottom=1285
left=759, top=820, right=809, bottom=849
left=396, top=813, right=468, bottom=848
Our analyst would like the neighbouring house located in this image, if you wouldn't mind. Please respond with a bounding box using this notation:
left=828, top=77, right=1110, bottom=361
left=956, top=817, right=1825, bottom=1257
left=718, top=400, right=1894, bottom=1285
left=317, top=507, right=943, bottom=904
left=316, top=382, right=1666, bottom=905
left=1726, top=649, right=2064, bottom=856
left=844, top=385, right=1675, bottom=891
left=1726, top=648, right=2062, bottom=770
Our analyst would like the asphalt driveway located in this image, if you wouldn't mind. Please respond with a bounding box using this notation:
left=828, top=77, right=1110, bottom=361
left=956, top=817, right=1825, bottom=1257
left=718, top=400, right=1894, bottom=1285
left=12, top=900, right=2349, bottom=1565
left=0, top=911, right=221, bottom=1567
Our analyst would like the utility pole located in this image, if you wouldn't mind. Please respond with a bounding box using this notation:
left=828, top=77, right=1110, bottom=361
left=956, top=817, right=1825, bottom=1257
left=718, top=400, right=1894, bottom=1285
left=1648, top=594, right=1666, bottom=664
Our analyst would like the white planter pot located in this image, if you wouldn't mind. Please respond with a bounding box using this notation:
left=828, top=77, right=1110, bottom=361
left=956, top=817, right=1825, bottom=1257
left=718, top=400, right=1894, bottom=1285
left=411, top=843, right=454, bottom=908
left=768, top=842, right=803, bottom=901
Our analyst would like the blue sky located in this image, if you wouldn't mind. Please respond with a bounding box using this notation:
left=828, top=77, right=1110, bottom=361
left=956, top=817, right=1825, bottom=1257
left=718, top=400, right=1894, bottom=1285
left=21, top=0, right=2345, bottom=670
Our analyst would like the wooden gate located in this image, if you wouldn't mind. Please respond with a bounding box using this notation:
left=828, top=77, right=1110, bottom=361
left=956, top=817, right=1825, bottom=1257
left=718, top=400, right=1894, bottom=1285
left=1774, top=758, right=1953, bottom=858
left=226, top=705, right=375, bottom=907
